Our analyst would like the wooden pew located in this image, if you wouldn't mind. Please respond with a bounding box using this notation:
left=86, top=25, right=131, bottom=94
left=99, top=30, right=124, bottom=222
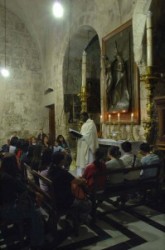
left=23, top=163, right=58, bottom=238
left=90, top=163, right=161, bottom=221
left=23, top=163, right=82, bottom=237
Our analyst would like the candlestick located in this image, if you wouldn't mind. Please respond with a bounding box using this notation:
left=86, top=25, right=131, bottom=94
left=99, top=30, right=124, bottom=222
left=108, top=114, right=111, bottom=123
left=82, top=51, right=87, bottom=87
left=131, top=112, right=134, bottom=122
left=146, top=11, right=153, bottom=67
left=117, top=113, right=120, bottom=123
left=100, top=115, right=103, bottom=123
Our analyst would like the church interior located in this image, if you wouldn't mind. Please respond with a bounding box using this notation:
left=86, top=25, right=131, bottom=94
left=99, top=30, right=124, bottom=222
left=0, top=0, right=165, bottom=249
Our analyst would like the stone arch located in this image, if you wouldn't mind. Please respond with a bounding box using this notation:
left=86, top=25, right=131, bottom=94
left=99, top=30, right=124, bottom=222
left=62, top=25, right=101, bottom=121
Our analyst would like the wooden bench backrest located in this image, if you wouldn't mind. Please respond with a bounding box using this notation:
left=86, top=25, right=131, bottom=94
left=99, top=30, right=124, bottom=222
left=93, top=163, right=161, bottom=190
left=24, top=163, right=56, bottom=210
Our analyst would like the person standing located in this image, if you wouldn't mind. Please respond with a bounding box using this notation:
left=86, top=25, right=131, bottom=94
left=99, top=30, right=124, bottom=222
left=76, top=112, right=98, bottom=176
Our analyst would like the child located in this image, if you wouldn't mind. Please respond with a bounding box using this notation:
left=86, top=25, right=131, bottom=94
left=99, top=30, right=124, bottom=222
left=53, top=140, right=65, bottom=153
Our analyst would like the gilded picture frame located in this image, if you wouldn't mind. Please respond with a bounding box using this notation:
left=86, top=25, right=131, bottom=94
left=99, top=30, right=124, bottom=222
left=102, top=20, right=140, bottom=124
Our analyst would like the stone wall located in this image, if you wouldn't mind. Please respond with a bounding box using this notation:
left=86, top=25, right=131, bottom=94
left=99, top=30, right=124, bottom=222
left=1, top=0, right=165, bottom=146
left=0, top=6, right=47, bottom=144
left=43, top=0, right=150, bottom=141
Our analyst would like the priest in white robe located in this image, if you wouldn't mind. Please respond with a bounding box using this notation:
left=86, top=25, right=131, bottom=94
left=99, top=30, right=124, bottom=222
left=76, top=112, right=99, bottom=176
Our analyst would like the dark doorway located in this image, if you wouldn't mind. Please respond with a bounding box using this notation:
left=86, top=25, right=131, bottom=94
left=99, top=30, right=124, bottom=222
left=47, top=104, right=55, bottom=145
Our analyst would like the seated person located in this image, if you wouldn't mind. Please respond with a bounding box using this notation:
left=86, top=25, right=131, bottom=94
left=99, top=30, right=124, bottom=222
left=53, top=140, right=65, bottom=153
left=139, top=143, right=160, bottom=179
left=56, top=135, right=70, bottom=153
left=9, top=136, right=19, bottom=154
left=1, top=139, right=10, bottom=153
left=120, top=141, right=141, bottom=168
left=120, top=141, right=141, bottom=181
left=0, top=153, right=45, bottom=249
left=82, top=148, right=107, bottom=192
left=106, top=146, right=125, bottom=184
left=38, top=148, right=53, bottom=192
left=56, top=135, right=72, bottom=171
left=47, top=151, right=91, bottom=223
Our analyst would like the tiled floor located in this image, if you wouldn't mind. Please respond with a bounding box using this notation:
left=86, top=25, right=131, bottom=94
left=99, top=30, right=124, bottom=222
left=0, top=197, right=165, bottom=250
left=57, top=197, right=165, bottom=250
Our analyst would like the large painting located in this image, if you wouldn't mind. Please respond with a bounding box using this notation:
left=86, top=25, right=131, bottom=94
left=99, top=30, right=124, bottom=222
left=102, top=20, right=140, bottom=124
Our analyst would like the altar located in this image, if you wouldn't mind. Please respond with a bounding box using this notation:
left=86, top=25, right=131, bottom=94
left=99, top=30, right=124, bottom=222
left=98, top=138, right=143, bottom=155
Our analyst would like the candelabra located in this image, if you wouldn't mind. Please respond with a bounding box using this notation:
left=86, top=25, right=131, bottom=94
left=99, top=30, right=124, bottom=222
left=78, top=86, right=88, bottom=113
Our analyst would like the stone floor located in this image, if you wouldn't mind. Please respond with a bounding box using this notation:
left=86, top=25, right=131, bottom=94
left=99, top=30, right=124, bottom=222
left=1, top=196, right=164, bottom=250
left=57, top=198, right=165, bottom=250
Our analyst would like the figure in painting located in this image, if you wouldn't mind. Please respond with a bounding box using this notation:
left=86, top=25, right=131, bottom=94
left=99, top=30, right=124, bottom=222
left=104, top=56, right=112, bottom=110
left=105, top=42, right=130, bottom=112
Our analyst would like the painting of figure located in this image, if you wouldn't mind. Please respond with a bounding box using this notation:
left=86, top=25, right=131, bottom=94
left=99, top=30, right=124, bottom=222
left=105, top=42, right=130, bottom=112
left=103, top=21, right=136, bottom=114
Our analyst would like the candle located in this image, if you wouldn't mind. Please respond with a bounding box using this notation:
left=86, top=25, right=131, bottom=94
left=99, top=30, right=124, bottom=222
left=100, top=115, right=102, bottom=123
left=108, top=114, right=111, bottom=122
left=117, top=113, right=120, bottom=123
left=82, top=51, right=87, bottom=87
left=146, top=11, right=153, bottom=66
left=131, top=112, right=134, bottom=122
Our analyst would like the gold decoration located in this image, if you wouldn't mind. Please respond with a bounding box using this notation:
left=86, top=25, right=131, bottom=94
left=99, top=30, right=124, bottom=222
left=140, top=66, right=158, bottom=143
left=78, top=86, right=88, bottom=113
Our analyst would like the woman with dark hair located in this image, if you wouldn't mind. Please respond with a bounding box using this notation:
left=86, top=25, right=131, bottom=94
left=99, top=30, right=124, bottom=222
left=42, top=135, right=52, bottom=150
left=106, top=146, right=125, bottom=184
left=1, top=153, right=21, bottom=178
left=56, top=135, right=69, bottom=151
left=56, top=135, right=72, bottom=170
left=82, top=148, right=107, bottom=191
left=48, top=151, right=75, bottom=211
left=48, top=151, right=91, bottom=224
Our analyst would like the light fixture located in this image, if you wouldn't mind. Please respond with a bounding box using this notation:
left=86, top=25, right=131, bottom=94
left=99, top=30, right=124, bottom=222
left=52, top=0, right=64, bottom=18
left=1, top=0, right=10, bottom=78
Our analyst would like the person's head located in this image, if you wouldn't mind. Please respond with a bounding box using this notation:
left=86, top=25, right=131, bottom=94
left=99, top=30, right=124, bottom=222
left=1, top=153, right=19, bottom=177
left=51, top=151, right=65, bottom=168
left=10, top=136, right=19, bottom=147
left=57, top=135, right=65, bottom=143
left=80, top=112, right=89, bottom=123
left=54, top=140, right=59, bottom=147
left=31, top=136, right=37, bottom=145
left=121, top=141, right=132, bottom=153
left=93, top=148, right=106, bottom=168
left=43, top=135, right=49, bottom=144
left=140, top=143, right=151, bottom=155
left=108, top=146, right=121, bottom=159
left=95, top=148, right=106, bottom=162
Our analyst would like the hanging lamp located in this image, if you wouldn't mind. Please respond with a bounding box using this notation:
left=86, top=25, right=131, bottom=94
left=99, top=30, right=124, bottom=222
left=53, top=0, right=64, bottom=18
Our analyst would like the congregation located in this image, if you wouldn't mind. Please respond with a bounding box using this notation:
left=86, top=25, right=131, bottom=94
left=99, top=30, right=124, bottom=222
left=0, top=130, right=164, bottom=250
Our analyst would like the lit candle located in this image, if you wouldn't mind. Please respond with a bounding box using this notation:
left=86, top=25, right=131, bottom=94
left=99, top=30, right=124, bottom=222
left=108, top=114, right=111, bottom=122
left=117, top=113, right=120, bottom=123
left=82, top=51, right=87, bottom=87
left=100, top=115, right=102, bottom=123
left=146, top=11, right=153, bottom=66
left=131, top=113, right=134, bottom=122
